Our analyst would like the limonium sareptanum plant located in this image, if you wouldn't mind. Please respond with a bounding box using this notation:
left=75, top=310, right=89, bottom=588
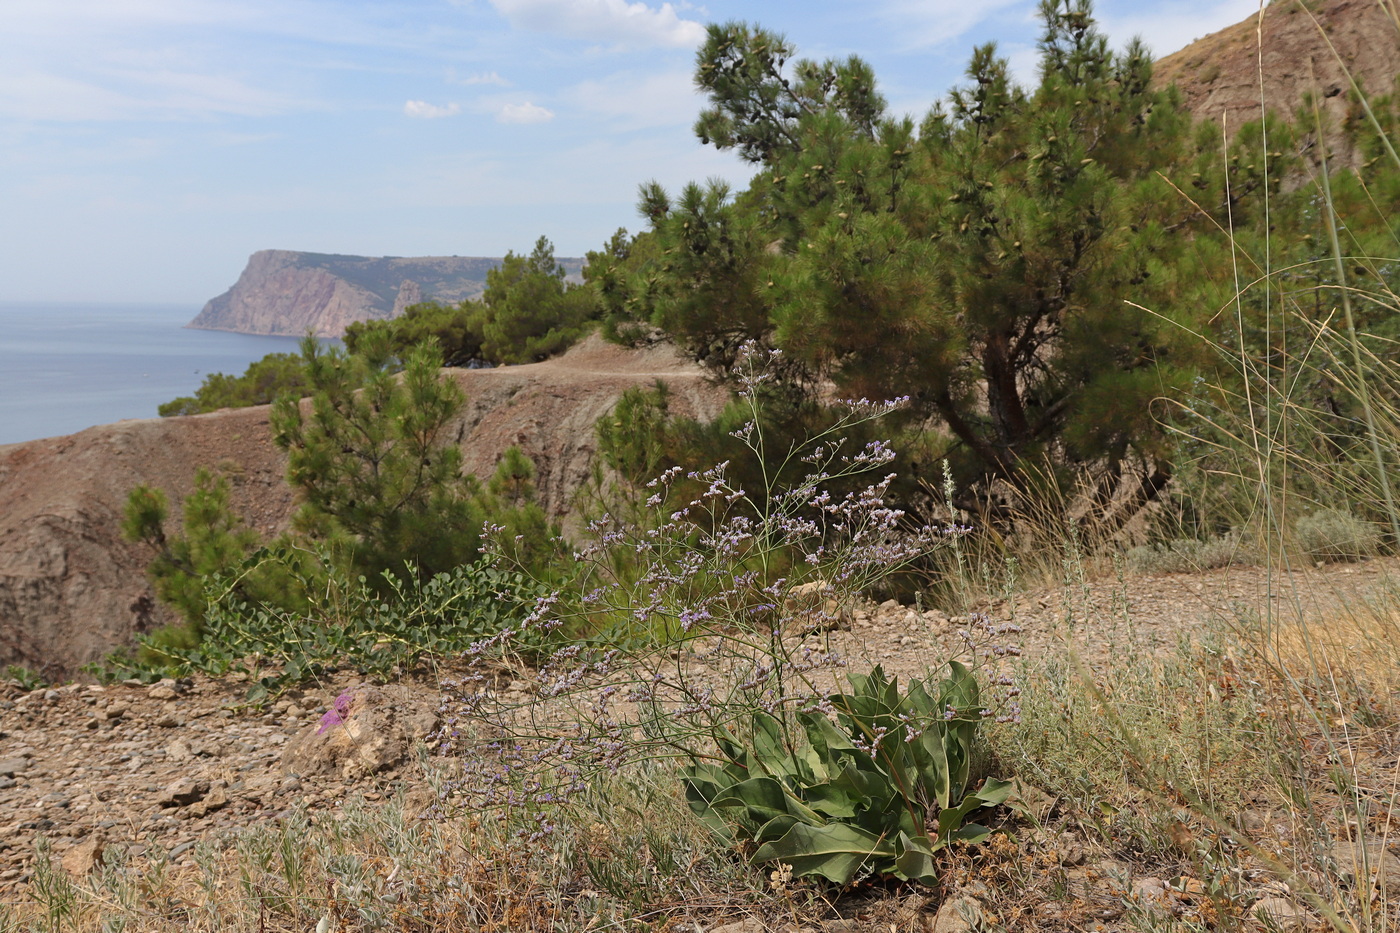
left=435, top=343, right=1019, bottom=885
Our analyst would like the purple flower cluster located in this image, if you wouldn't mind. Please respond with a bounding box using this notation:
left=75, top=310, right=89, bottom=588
left=957, top=613, right=1024, bottom=723
left=317, top=688, right=355, bottom=735
left=429, top=340, right=1008, bottom=836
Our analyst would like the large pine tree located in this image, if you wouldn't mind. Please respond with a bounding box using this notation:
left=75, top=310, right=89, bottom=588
left=620, top=0, right=1250, bottom=523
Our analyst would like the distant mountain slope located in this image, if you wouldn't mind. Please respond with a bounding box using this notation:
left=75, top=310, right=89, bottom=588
left=1155, top=0, right=1400, bottom=162
left=189, top=249, right=584, bottom=338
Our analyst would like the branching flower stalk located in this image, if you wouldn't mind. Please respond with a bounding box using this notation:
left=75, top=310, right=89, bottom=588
left=434, top=342, right=1018, bottom=883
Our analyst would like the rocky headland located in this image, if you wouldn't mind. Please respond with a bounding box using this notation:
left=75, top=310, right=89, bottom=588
left=188, top=250, right=583, bottom=338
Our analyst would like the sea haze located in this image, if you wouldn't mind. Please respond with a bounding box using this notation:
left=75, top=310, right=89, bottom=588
left=0, top=302, right=315, bottom=446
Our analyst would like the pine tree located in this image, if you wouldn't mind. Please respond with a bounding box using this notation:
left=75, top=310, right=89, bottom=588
left=621, top=1, right=1249, bottom=522
left=270, top=333, right=484, bottom=584
left=344, top=300, right=487, bottom=368
left=121, top=468, right=282, bottom=631
left=478, top=236, right=597, bottom=364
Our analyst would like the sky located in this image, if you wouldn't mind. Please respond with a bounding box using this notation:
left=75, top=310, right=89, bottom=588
left=0, top=0, right=1261, bottom=304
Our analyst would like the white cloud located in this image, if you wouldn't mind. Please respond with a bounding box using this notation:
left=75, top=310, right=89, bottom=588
left=488, top=0, right=704, bottom=48
left=0, top=67, right=299, bottom=121
left=875, top=0, right=1024, bottom=50
left=497, top=101, right=554, bottom=123
left=450, top=69, right=510, bottom=86
left=567, top=69, right=700, bottom=129
left=1096, top=0, right=1260, bottom=59
left=404, top=99, right=461, bottom=118
left=464, top=71, right=510, bottom=86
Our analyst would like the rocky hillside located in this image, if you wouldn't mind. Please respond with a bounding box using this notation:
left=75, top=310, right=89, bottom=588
left=0, top=336, right=725, bottom=679
left=1155, top=0, right=1400, bottom=163
left=188, top=250, right=584, bottom=338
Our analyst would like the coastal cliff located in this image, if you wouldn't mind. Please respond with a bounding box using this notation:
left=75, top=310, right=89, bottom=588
left=188, top=250, right=581, bottom=338
left=0, top=335, right=724, bottom=679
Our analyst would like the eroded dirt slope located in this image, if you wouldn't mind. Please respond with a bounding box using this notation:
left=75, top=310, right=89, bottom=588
left=1156, top=0, right=1400, bottom=165
left=0, top=335, right=725, bottom=678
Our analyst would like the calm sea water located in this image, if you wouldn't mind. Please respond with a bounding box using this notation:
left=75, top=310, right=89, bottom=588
left=0, top=302, right=314, bottom=446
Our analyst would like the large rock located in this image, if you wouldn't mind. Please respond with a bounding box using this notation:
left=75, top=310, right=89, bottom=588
left=1155, top=0, right=1400, bottom=169
left=281, top=685, right=440, bottom=781
left=1331, top=839, right=1400, bottom=892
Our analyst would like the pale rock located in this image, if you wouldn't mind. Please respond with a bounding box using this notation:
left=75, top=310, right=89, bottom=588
left=190, top=250, right=511, bottom=338
left=1239, top=808, right=1271, bottom=835
left=931, top=895, right=984, bottom=932
left=147, top=683, right=177, bottom=701
left=0, top=759, right=29, bottom=777
left=1056, top=831, right=1086, bottom=866
left=185, top=782, right=229, bottom=818
left=281, top=685, right=439, bottom=782
left=156, top=778, right=209, bottom=808
left=784, top=579, right=849, bottom=632
left=712, top=920, right=767, bottom=933
left=784, top=579, right=832, bottom=612
left=1251, top=896, right=1306, bottom=930
left=1131, top=877, right=1170, bottom=903
left=821, top=921, right=861, bottom=933
left=1331, top=839, right=1400, bottom=891
left=391, top=279, right=423, bottom=316
left=61, top=836, right=104, bottom=875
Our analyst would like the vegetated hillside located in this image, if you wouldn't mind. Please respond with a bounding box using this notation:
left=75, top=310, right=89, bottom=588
left=0, top=335, right=725, bottom=679
left=1156, top=0, right=1400, bottom=161
left=189, top=249, right=585, bottom=338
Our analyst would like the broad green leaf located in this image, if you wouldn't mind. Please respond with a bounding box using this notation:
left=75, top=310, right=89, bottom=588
left=948, top=822, right=994, bottom=845
left=801, top=781, right=859, bottom=819
left=713, top=776, right=825, bottom=828
left=752, top=821, right=892, bottom=885
left=892, top=832, right=940, bottom=884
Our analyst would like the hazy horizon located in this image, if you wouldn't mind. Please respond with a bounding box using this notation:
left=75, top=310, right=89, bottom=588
left=2, top=0, right=1258, bottom=305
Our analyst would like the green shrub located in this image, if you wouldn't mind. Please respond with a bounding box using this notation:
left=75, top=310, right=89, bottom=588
left=344, top=301, right=486, bottom=368
left=1295, top=508, right=1380, bottom=563
left=271, top=335, right=486, bottom=585
left=121, top=467, right=300, bottom=634
left=1125, top=533, right=1249, bottom=575
left=684, top=664, right=1012, bottom=885
left=159, top=351, right=310, bottom=417
left=110, top=544, right=544, bottom=698
left=2, top=665, right=47, bottom=691
left=477, top=236, right=598, bottom=364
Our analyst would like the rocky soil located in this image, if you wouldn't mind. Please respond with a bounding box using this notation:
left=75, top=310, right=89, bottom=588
left=1155, top=0, right=1400, bottom=167
left=0, top=334, right=726, bottom=680
left=3, top=555, right=1397, bottom=924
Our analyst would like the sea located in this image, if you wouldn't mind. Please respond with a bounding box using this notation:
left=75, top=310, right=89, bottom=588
left=0, top=302, right=317, bottom=447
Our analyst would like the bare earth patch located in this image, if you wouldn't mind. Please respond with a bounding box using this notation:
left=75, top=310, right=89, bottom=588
left=3, top=556, right=1396, bottom=930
